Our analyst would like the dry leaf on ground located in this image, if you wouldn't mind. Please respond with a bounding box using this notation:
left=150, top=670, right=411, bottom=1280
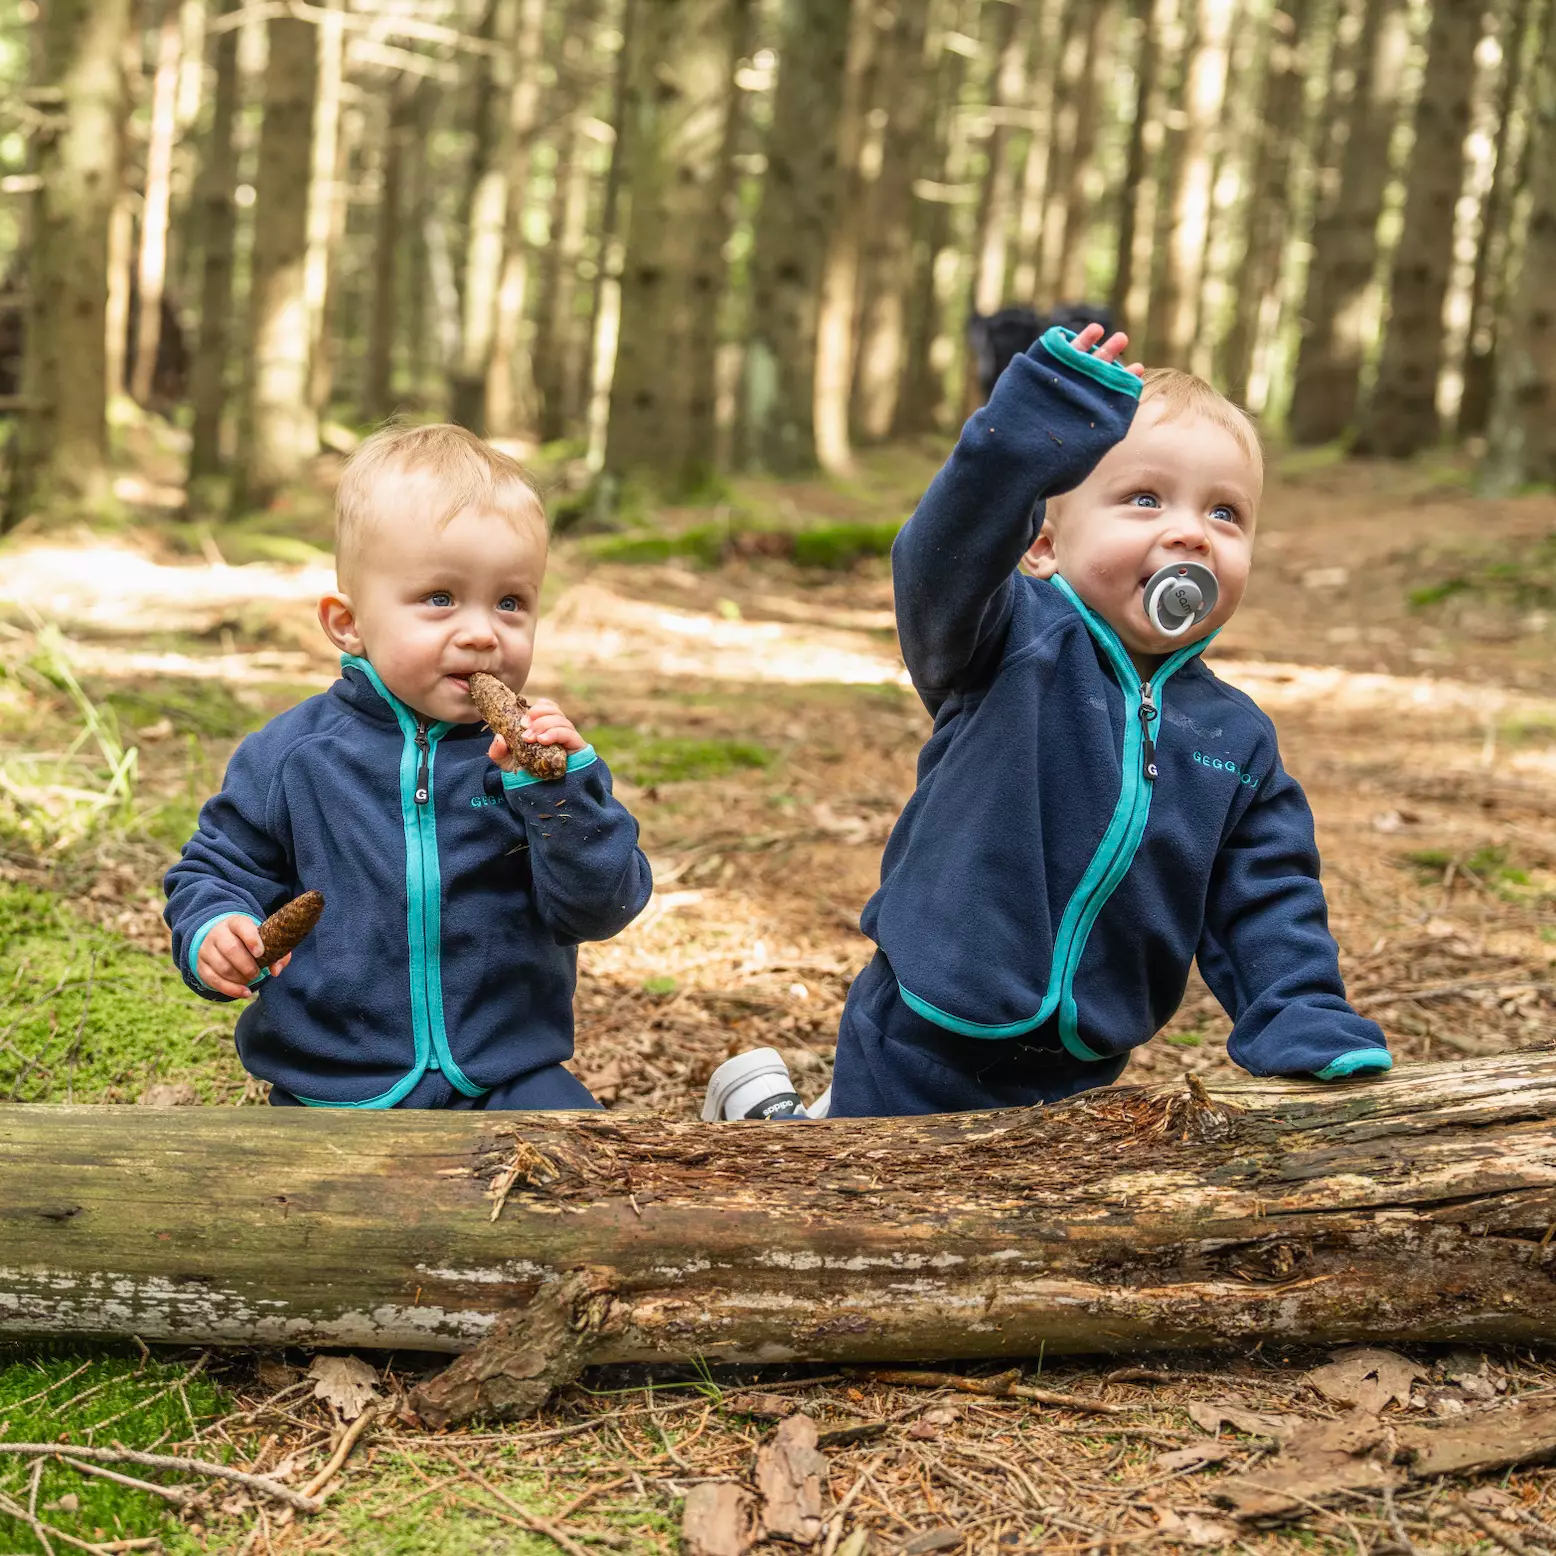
left=1212, top=1408, right=1398, bottom=1520
left=724, top=1391, right=799, bottom=1420
left=307, top=1354, right=380, bottom=1420
left=1187, top=1402, right=1297, bottom=1440
left=1156, top=1442, right=1237, bottom=1473
left=681, top=1482, right=759, bottom=1556
left=1307, top=1347, right=1426, bottom=1411
left=755, top=1412, right=829, bottom=1544
left=1154, top=1508, right=1240, bottom=1546
left=137, top=1082, right=199, bottom=1107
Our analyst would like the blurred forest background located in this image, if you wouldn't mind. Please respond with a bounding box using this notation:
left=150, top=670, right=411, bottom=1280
left=4, top=0, right=1556, bottom=527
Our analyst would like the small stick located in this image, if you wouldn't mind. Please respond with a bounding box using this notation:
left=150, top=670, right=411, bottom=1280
left=461, top=1468, right=593, bottom=1556
left=300, top=1401, right=378, bottom=1501
left=1458, top=1500, right=1539, bottom=1556
left=0, top=1443, right=321, bottom=1514
left=846, top=1367, right=1127, bottom=1416
left=56, top=1456, right=195, bottom=1508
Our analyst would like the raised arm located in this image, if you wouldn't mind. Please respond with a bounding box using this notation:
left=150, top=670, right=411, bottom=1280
left=1196, top=756, right=1392, bottom=1080
left=892, top=325, right=1142, bottom=711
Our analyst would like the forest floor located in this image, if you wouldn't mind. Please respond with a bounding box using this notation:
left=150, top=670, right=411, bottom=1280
left=1, top=428, right=1555, bottom=1553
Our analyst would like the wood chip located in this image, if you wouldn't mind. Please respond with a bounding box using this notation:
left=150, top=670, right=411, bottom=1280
left=681, top=1482, right=759, bottom=1556
left=755, top=1413, right=828, bottom=1544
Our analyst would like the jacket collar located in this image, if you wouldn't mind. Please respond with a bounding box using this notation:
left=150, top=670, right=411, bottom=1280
left=1049, top=575, right=1217, bottom=689
left=331, top=656, right=485, bottom=741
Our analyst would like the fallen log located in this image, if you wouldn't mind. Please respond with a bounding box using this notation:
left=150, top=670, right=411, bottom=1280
left=3, top=1054, right=1556, bottom=1425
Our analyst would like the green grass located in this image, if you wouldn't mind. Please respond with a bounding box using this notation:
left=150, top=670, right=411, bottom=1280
left=0, top=1343, right=229, bottom=1554
left=588, top=726, right=774, bottom=786
left=579, top=517, right=902, bottom=571
left=0, top=884, right=246, bottom=1104
left=1401, top=843, right=1538, bottom=898
left=1407, top=530, right=1556, bottom=613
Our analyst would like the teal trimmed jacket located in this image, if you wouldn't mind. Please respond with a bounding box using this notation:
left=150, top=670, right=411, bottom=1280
left=164, top=660, right=652, bottom=1107
left=850, top=328, right=1391, bottom=1084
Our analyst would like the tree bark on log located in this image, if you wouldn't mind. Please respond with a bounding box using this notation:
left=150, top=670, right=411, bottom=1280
left=4, top=1055, right=1556, bottom=1424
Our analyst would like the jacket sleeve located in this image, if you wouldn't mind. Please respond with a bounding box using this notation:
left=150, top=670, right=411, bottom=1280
left=1196, top=754, right=1391, bottom=1079
left=502, top=747, right=653, bottom=943
left=163, top=732, right=296, bottom=1002
left=893, top=327, right=1142, bottom=712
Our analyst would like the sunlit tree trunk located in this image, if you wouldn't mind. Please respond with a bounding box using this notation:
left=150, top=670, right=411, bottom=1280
left=188, top=0, right=242, bottom=482
left=232, top=13, right=318, bottom=510
left=1145, top=0, right=1233, bottom=367
left=1220, top=0, right=1315, bottom=402
left=5, top=0, right=132, bottom=528
left=1483, top=0, right=1556, bottom=489
left=301, top=0, right=344, bottom=417
left=1459, top=0, right=1538, bottom=439
left=969, top=0, right=1027, bottom=314
left=896, top=0, right=974, bottom=436
left=1355, top=0, right=1482, bottom=457
left=1110, top=0, right=1166, bottom=327
left=605, top=0, right=747, bottom=490
left=811, top=0, right=882, bottom=477
left=534, top=0, right=602, bottom=445
left=366, top=79, right=413, bottom=423
left=487, top=0, right=548, bottom=439
left=406, top=82, right=438, bottom=402
left=855, top=0, right=935, bottom=443
left=130, top=0, right=183, bottom=408
left=1288, top=0, right=1408, bottom=444
left=450, top=0, right=518, bottom=433
left=1141, top=0, right=1193, bottom=361
left=1009, top=0, right=1067, bottom=304
left=1048, top=0, right=1115, bottom=300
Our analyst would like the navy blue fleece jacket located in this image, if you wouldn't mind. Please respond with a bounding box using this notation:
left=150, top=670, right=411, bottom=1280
left=860, top=327, right=1390, bottom=1080
left=164, top=657, right=652, bottom=1106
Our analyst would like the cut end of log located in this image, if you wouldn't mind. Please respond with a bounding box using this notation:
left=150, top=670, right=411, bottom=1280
left=257, top=890, right=325, bottom=967
left=467, top=672, right=569, bottom=782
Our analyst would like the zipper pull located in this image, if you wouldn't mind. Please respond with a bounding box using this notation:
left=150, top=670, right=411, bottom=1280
left=1139, top=682, right=1159, bottom=782
left=414, top=720, right=431, bottom=805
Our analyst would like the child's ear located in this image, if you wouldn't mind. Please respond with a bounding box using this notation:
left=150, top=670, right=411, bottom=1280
left=317, top=592, right=363, bottom=656
left=1024, top=516, right=1060, bottom=579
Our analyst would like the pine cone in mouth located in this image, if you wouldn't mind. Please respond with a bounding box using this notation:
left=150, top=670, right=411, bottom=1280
left=467, top=672, right=570, bottom=781
left=257, top=890, right=324, bottom=967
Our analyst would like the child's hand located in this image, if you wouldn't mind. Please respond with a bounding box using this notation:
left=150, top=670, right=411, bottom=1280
left=1072, top=320, right=1144, bottom=380
left=488, top=697, right=587, bottom=769
left=197, top=915, right=288, bottom=1000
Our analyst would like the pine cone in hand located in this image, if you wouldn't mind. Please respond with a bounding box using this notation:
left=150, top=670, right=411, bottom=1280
left=468, top=672, right=569, bottom=781
left=257, top=890, right=324, bottom=967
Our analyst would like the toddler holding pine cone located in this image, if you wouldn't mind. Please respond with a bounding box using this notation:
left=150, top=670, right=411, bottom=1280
left=164, top=424, right=652, bottom=1110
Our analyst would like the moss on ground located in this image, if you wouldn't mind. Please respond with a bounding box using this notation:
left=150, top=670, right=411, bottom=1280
left=589, top=726, right=773, bottom=787
left=0, top=1343, right=228, bottom=1554
left=0, top=884, right=246, bottom=1104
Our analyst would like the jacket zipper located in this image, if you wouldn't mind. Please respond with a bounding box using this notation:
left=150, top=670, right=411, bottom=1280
left=414, top=719, right=431, bottom=805
left=1138, top=681, right=1159, bottom=783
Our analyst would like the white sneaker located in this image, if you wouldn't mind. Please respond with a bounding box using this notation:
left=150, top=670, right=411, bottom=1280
left=702, top=1048, right=808, bottom=1121
left=807, top=1084, right=832, bottom=1119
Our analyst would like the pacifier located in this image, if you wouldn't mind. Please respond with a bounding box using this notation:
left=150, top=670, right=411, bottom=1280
left=1143, top=561, right=1219, bottom=637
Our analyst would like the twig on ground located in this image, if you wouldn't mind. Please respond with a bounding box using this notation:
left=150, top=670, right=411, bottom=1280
left=0, top=1442, right=321, bottom=1514
left=299, top=1400, right=378, bottom=1501
left=82, top=1353, right=208, bottom=1440
left=0, top=1486, right=160, bottom=1553
left=459, top=1466, right=597, bottom=1556
left=7, top=1360, right=93, bottom=1411
left=56, top=1454, right=196, bottom=1507
left=1458, top=1499, right=1541, bottom=1556
left=846, top=1368, right=1125, bottom=1416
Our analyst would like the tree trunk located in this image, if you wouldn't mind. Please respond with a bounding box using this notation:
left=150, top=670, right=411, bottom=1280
left=1287, top=0, right=1408, bottom=445
left=895, top=0, right=974, bottom=438
left=232, top=12, right=319, bottom=511
left=4, top=0, right=133, bottom=529
left=1219, top=0, right=1316, bottom=403
left=450, top=0, right=518, bottom=434
left=302, top=0, right=346, bottom=418
left=533, top=0, right=603, bottom=446
left=1049, top=0, right=1115, bottom=301
left=188, top=0, right=243, bottom=483
left=1144, top=0, right=1234, bottom=368
left=968, top=0, right=1028, bottom=316
left=810, top=0, right=883, bottom=477
left=406, top=82, right=438, bottom=404
left=1354, top=0, right=1482, bottom=457
left=486, top=0, right=549, bottom=440
left=1008, top=0, right=1067, bottom=305
left=1483, top=0, right=1556, bottom=489
left=6, top=1055, right=1556, bottom=1428
left=129, top=0, right=183, bottom=409
left=365, top=79, right=412, bottom=424
left=1111, top=0, right=1165, bottom=327
left=1458, top=0, right=1539, bottom=440
left=853, top=0, right=935, bottom=444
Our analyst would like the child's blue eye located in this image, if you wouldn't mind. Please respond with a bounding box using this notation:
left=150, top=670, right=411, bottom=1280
left=426, top=591, right=453, bottom=608
left=1131, top=493, right=1160, bottom=509
left=1211, top=504, right=1239, bottom=525
left=497, top=595, right=520, bottom=613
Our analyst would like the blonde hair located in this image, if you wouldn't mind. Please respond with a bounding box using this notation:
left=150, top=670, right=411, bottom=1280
left=335, top=422, right=545, bottom=587
left=1139, top=367, right=1264, bottom=482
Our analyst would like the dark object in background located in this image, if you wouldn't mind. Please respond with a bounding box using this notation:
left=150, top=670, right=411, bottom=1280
left=966, top=302, right=1117, bottom=405
left=0, top=262, right=188, bottom=414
